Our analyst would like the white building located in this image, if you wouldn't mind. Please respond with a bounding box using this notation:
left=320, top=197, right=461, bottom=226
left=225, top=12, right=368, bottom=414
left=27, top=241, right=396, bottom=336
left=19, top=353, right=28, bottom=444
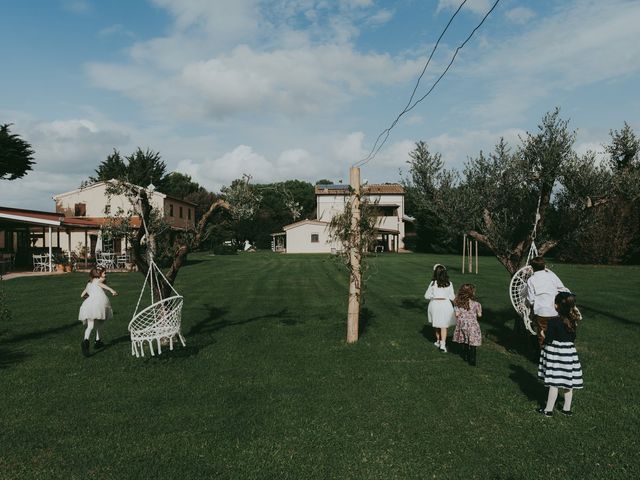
left=274, top=183, right=411, bottom=254
left=51, top=180, right=196, bottom=256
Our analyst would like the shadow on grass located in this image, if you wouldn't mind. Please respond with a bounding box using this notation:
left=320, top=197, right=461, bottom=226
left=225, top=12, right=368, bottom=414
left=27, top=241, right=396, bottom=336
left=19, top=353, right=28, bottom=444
left=179, top=305, right=296, bottom=356
left=2, top=321, right=78, bottom=346
left=482, top=308, right=540, bottom=364
left=509, top=364, right=545, bottom=403
left=360, top=307, right=374, bottom=336
left=183, top=258, right=208, bottom=267
left=88, top=334, right=131, bottom=357
left=420, top=324, right=435, bottom=343
left=580, top=304, right=638, bottom=328
left=0, top=346, right=30, bottom=368
left=400, top=298, right=425, bottom=313
left=190, top=306, right=299, bottom=336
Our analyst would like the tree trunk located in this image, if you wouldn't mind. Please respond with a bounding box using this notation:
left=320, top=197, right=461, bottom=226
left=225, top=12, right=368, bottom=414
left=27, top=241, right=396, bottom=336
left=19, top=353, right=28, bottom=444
left=347, top=167, right=361, bottom=343
left=132, top=190, right=229, bottom=298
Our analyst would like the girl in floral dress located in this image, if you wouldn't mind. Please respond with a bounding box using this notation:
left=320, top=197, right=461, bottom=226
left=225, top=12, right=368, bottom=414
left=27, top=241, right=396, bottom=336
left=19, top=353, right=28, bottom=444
left=452, top=283, right=482, bottom=366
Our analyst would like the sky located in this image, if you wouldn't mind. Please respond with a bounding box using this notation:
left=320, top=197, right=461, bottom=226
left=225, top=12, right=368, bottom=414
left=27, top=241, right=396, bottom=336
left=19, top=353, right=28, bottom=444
left=1, top=0, right=639, bottom=211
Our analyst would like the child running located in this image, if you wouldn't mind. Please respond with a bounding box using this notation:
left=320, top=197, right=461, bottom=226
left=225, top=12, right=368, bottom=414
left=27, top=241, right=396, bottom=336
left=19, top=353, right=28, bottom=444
left=452, top=283, right=482, bottom=366
left=424, top=264, right=456, bottom=353
left=537, top=291, right=584, bottom=416
left=79, top=266, right=117, bottom=357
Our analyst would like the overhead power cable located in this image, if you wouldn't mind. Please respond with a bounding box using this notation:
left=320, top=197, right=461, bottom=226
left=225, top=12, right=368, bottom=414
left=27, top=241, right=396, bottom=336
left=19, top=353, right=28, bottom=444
left=354, top=0, right=501, bottom=168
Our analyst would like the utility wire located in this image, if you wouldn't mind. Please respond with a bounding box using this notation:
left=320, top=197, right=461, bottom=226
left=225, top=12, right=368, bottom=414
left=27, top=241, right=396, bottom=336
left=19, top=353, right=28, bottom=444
left=355, top=0, right=501, bottom=168
left=355, top=0, right=469, bottom=167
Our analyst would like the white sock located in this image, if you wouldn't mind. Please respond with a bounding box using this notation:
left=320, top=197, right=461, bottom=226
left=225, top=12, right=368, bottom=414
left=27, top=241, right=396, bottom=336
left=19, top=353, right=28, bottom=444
left=83, top=320, right=94, bottom=341
left=563, top=389, right=573, bottom=411
left=544, top=386, right=559, bottom=412
left=95, top=321, right=102, bottom=341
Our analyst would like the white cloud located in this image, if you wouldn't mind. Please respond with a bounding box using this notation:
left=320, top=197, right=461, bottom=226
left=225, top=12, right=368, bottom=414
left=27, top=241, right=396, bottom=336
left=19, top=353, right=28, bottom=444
left=366, top=8, right=395, bottom=26
left=437, top=0, right=491, bottom=15
left=504, top=7, right=536, bottom=25
left=0, top=171, right=89, bottom=211
left=98, top=24, right=135, bottom=39
left=428, top=128, right=525, bottom=168
left=88, top=43, right=424, bottom=120
left=150, top=0, right=261, bottom=45
left=61, top=0, right=90, bottom=14
left=462, top=0, right=640, bottom=124
left=26, top=119, right=130, bottom=171
left=84, top=0, right=429, bottom=122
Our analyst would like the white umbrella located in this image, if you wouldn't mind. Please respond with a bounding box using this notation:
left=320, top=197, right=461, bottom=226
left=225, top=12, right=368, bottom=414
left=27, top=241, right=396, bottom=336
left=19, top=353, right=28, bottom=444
left=95, top=229, right=103, bottom=253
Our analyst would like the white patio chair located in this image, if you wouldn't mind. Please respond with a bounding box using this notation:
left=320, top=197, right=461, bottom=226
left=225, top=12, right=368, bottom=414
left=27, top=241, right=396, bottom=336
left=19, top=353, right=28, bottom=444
left=117, top=253, right=130, bottom=269
left=96, top=252, right=117, bottom=270
left=32, top=254, right=49, bottom=272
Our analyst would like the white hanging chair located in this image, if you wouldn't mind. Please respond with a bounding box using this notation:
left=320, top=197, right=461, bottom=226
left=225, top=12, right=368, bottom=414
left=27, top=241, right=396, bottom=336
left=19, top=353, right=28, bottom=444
left=509, top=242, right=538, bottom=335
left=128, top=258, right=186, bottom=357
left=508, top=199, right=542, bottom=336
left=128, top=201, right=186, bottom=357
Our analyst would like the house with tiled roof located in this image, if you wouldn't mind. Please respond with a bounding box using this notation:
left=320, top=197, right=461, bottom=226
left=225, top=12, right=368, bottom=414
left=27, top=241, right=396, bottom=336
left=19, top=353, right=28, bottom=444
left=272, top=183, right=413, bottom=254
left=51, top=180, right=196, bottom=256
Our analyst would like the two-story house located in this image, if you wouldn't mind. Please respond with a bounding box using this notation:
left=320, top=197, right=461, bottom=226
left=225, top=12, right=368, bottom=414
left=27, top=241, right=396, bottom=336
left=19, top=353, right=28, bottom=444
left=52, top=180, right=196, bottom=256
left=274, top=183, right=410, bottom=254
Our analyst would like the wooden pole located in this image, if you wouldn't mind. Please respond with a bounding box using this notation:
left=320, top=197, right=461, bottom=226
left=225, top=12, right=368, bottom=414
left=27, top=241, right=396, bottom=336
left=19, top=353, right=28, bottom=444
left=462, top=234, right=467, bottom=274
left=468, top=239, right=472, bottom=273
left=347, top=166, right=361, bottom=344
left=475, top=240, right=478, bottom=274
left=48, top=227, right=53, bottom=272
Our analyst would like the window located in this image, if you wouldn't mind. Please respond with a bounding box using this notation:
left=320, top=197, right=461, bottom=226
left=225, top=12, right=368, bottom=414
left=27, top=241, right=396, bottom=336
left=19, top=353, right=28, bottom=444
left=169, top=204, right=174, bottom=217
left=188, top=208, right=192, bottom=220
left=311, top=233, right=319, bottom=243
left=179, top=206, right=183, bottom=218
left=74, top=203, right=86, bottom=216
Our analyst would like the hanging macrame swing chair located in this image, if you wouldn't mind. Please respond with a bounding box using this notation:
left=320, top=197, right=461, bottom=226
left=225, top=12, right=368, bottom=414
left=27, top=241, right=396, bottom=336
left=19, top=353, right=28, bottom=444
left=128, top=215, right=185, bottom=357
left=509, top=198, right=583, bottom=335
left=508, top=199, right=542, bottom=336
left=509, top=241, right=539, bottom=335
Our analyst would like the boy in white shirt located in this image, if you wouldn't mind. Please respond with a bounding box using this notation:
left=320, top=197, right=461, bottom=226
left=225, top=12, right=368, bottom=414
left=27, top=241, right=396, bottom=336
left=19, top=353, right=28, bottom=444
left=526, top=256, right=569, bottom=347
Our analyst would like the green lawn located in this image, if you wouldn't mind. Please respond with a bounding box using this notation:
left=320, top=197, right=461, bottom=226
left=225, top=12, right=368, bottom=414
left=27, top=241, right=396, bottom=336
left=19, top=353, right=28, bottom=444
left=1, top=252, right=639, bottom=479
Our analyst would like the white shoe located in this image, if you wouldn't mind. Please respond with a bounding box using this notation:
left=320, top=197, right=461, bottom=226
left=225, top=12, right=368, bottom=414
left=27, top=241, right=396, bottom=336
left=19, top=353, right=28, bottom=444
left=434, top=341, right=440, bottom=348
left=440, top=343, right=447, bottom=353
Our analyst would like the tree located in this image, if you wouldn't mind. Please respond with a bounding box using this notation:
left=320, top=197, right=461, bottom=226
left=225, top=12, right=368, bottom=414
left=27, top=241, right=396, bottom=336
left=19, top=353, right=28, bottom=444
left=184, top=188, right=219, bottom=223
left=555, top=123, right=640, bottom=263
left=402, top=141, right=456, bottom=252
left=328, top=168, right=379, bottom=343
left=90, top=147, right=167, bottom=190
left=605, top=122, right=640, bottom=173
left=124, top=148, right=167, bottom=190
left=0, top=123, right=35, bottom=180
left=104, top=181, right=229, bottom=298
left=464, top=109, right=577, bottom=275
left=90, top=149, right=126, bottom=183
left=163, top=172, right=202, bottom=199
left=249, top=180, right=315, bottom=248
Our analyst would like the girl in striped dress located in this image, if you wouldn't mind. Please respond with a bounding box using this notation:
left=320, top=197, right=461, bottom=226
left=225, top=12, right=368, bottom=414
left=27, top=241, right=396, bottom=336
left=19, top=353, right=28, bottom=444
left=537, top=291, right=584, bottom=416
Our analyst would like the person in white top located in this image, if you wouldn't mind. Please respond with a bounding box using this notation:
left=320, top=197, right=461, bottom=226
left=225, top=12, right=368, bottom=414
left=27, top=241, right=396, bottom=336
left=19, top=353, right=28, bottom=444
left=78, top=266, right=118, bottom=357
left=526, top=256, right=569, bottom=347
left=424, top=264, right=456, bottom=353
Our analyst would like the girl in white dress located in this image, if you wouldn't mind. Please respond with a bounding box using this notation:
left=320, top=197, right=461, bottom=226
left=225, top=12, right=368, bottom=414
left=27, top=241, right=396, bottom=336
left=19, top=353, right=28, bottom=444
left=424, top=264, right=456, bottom=352
left=79, top=266, right=117, bottom=357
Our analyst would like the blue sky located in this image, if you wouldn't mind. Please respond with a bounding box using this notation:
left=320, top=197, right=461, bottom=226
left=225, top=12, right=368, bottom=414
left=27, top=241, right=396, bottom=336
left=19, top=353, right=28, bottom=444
left=1, top=0, right=639, bottom=211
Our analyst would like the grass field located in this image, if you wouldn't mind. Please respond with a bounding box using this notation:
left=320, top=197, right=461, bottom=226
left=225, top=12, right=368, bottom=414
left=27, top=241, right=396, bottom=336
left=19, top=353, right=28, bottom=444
left=1, top=252, right=639, bottom=479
